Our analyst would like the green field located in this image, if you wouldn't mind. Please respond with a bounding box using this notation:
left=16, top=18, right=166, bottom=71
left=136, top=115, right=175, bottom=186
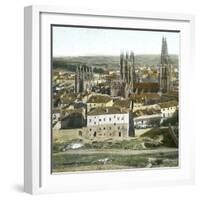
left=52, top=150, right=178, bottom=173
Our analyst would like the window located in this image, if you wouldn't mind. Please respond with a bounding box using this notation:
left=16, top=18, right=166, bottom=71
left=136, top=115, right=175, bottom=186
left=104, top=127, right=106, bottom=130
left=89, top=119, right=92, bottom=122
left=94, top=132, right=96, bottom=137
left=119, top=132, right=121, bottom=137
left=117, top=117, right=120, bottom=120
left=109, top=127, right=111, bottom=130
left=118, top=127, right=120, bottom=130
left=104, top=118, right=106, bottom=121
left=99, top=119, right=101, bottom=122
left=114, top=123, right=116, bottom=126
left=114, top=115, right=116, bottom=118
left=109, top=118, right=111, bottom=121
left=121, top=117, right=124, bottom=120
left=89, top=129, right=92, bottom=131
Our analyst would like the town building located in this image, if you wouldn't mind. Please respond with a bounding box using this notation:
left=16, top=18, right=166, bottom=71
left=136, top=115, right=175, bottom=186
left=133, top=108, right=162, bottom=129
left=113, top=99, right=133, bottom=110
left=87, top=94, right=113, bottom=111
left=132, top=83, right=160, bottom=94
left=159, top=100, right=178, bottom=119
left=60, top=93, right=77, bottom=108
left=86, top=107, right=134, bottom=138
left=110, top=80, right=125, bottom=97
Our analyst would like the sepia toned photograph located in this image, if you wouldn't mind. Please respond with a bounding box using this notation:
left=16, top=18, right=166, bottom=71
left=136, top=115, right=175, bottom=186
left=51, top=25, right=179, bottom=173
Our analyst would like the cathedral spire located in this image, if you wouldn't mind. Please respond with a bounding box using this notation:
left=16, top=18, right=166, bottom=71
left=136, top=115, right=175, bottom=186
left=120, top=50, right=124, bottom=80
left=159, top=37, right=171, bottom=93
left=130, top=51, right=136, bottom=84
left=161, top=37, right=169, bottom=65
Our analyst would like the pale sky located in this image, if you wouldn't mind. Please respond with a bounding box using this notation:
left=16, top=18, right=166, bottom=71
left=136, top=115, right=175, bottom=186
left=52, top=26, right=180, bottom=57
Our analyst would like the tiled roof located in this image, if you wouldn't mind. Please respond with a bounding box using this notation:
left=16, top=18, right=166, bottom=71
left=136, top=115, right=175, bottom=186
left=129, top=93, right=160, bottom=102
left=163, top=91, right=179, bottom=98
left=133, top=82, right=159, bottom=92
left=87, top=95, right=112, bottom=103
left=159, top=100, right=178, bottom=108
left=61, top=108, right=84, bottom=120
left=88, top=107, right=127, bottom=116
left=133, top=108, right=161, bottom=117
left=113, top=99, right=131, bottom=108
left=52, top=108, right=60, bottom=113
left=60, top=93, right=77, bottom=104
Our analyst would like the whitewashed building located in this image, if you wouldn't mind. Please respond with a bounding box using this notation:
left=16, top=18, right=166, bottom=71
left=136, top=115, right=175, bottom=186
left=159, top=101, right=178, bottom=118
left=86, top=107, right=134, bottom=138
left=133, top=108, right=162, bottom=129
left=134, top=114, right=161, bottom=129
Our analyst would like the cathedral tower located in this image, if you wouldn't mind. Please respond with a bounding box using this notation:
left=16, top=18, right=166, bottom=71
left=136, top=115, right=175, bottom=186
left=159, top=37, right=171, bottom=93
left=75, top=65, right=93, bottom=93
left=120, top=51, right=136, bottom=85
left=130, top=51, right=136, bottom=84
left=120, top=51, right=124, bottom=80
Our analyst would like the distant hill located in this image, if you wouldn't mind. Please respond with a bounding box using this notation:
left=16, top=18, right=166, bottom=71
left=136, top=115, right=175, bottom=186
left=53, top=55, right=178, bottom=72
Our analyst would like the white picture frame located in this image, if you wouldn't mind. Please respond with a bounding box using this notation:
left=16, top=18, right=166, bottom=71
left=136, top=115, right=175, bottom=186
left=24, top=5, right=195, bottom=194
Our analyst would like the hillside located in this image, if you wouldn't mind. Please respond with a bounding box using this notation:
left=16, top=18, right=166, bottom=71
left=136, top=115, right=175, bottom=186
left=53, top=54, right=178, bottom=72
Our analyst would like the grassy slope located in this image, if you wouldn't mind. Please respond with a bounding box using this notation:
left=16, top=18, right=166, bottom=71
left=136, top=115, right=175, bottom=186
left=141, top=128, right=177, bottom=147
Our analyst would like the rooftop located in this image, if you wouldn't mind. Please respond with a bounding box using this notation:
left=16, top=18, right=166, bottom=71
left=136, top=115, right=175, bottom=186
left=60, top=93, right=77, bottom=104
left=113, top=99, right=131, bottom=108
left=52, top=108, right=60, bottom=113
left=159, top=100, right=178, bottom=108
left=162, top=91, right=179, bottom=98
left=129, top=93, right=160, bottom=102
left=61, top=108, right=84, bottom=120
left=133, top=108, right=161, bottom=117
left=133, top=82, right=159, bottom=92
left=87, top=95, right=112, bottom=103
left=88, top=107, right=128, bottom=116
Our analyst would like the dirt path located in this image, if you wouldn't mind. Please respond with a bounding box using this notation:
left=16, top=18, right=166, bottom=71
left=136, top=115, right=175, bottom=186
left=54, top=148, right=178, bottom=156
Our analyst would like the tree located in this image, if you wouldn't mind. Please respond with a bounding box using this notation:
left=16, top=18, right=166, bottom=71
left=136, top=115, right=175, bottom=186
left=162, top=110, right=178, bottom=126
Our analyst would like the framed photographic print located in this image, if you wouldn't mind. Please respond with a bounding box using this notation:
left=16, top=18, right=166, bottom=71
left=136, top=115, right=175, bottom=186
left=24, top=5, right=195, bottom=194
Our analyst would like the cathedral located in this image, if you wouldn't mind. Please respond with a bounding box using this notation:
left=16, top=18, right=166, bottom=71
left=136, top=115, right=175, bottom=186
left=110, top=51, right=137, bottom=98
left=75, top=65, right=93, bottom=93
left=75, top=37, right=173, bottom=96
